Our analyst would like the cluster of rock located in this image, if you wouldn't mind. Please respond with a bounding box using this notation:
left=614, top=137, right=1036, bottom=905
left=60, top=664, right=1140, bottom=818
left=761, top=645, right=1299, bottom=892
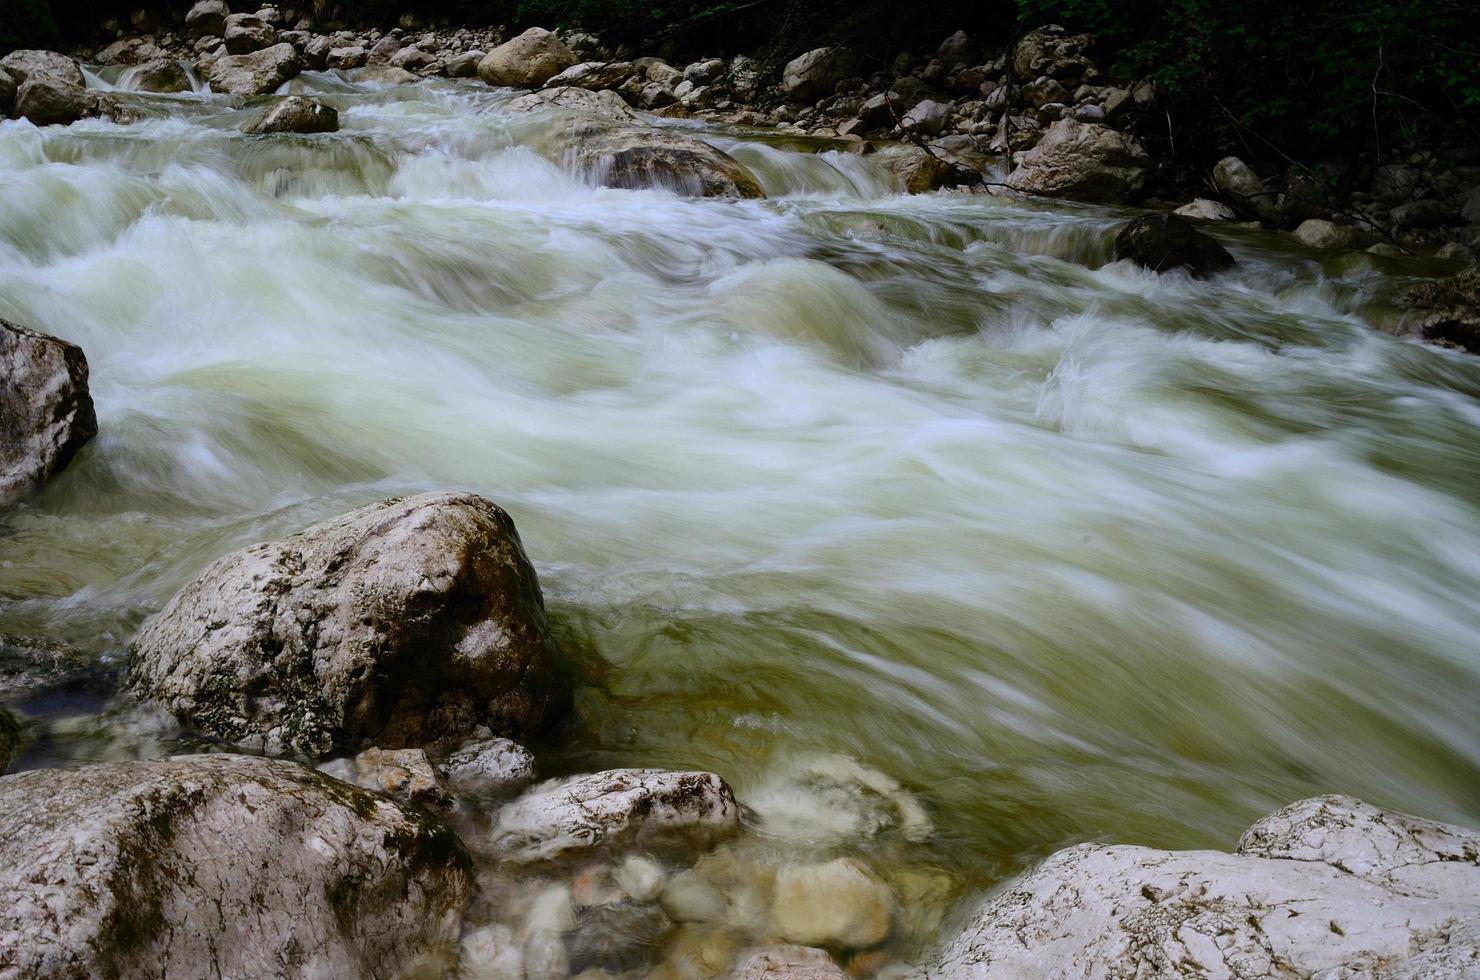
left=0, top=48, right=134, bottom=125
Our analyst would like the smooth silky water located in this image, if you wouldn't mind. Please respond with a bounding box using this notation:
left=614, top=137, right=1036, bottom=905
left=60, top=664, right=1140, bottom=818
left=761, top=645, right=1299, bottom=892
left=3, top=71, right=1480, bottom=971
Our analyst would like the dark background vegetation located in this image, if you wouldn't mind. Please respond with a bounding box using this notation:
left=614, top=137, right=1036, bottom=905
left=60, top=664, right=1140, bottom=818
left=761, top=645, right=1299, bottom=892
left=5, top=0, right=1479, bottom=170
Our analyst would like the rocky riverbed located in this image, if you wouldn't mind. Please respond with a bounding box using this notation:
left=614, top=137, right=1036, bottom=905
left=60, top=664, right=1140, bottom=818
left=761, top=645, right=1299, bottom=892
left=3, top=4, right=1480, bottom=978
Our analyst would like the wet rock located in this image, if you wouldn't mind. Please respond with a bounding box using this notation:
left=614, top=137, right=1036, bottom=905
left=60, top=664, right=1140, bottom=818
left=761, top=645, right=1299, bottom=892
left=1113, top=214, right=1235, bottom=276
left=542, top=60, right=633, bottom=91
left=934, top=795, right=1480, bottom=977
left=96, top=37, right=164, bottom=65
left=0, top=68, right=14, bottom=116
left=683, top=58, right=725, bottom=84
left=1293, top=217, right=1357, bottom=249
left=444, top=50, right=483, bottom=78
left=880, top=145, right=955, bottom=195
left=133, top=59, right=192, bottom=93
left=1401, top=263, right=1480, bottom=353
left=1173, top=197, right=1237, bottom=221
left=0, top=634, right=99, bottom=702
left=441, top=736, right=536, bottom=798
left=0, top=754, right=471, bottom=978
left=320, top=746, right=452, bottom=809
left=206, top=42, right=303, bottom=95
left=508, top=85, right=637, bottom=121
left=1392, top=198, right=1460, bottom=229
left=389, top=46, right=437, bottom=73
left=563, top=121, right=765, bottom=199
left=1213, top=155, right=1282, bottom=224
left=780, top=46, right=857, bottom=104
left=900, top=98, right=949, bottom=137
left=750, top=753, right=933, bottom=843
left=1, top=320, right=97, bottom=505
left=0, top=50, right=85, bottom=89
left=1005, top=118, right=1150, bottom=202
left=223, top=13, right=276, bottom=54
left=185, top=0, right=230, bottom=37
left=567, top=900, right=673, bottom=973
left=12, top=77, right=135, bottom=126
left=734, top=945, right=849, bottom=979
left=367, top=32, right=404, bottom=65
left=244, top=94, right=337, bottom=133
left=477, top=27, right=577, bottom=88
left=659, top=868, right=729, bottom=923
left=0, top=708, right=18, bottom=772
left=490, top=769, right=740, bottom=862
left=770, top=858, right=893, bottom=949
left=326, top=45, right=367, bottom=70
left=612, top=854, right=667, bottom=902
left=350, top=65, right=419, bottom=85
left=301, top=35, right=333, bottom=70
left=128, top=492, right=563, bottom=757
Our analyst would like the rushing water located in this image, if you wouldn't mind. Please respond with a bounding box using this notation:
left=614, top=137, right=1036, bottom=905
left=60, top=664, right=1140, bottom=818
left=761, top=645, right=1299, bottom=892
left=3, top=70, right=1480, bottom=972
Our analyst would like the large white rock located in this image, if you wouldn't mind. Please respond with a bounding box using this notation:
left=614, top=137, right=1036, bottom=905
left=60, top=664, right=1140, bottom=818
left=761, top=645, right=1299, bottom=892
left=933, top=795, right=1480, bottom=977
left=440, top=736, right=537, bottom=798
left=0, top=754, right=471, bottom=978
left=1004, top=118, right=1150, bottom=202
left=506, top=85, right=637, bottom=122
left=129, top=492, right=563, bottom=757
left=779, top=47, right=856, bottom=104
left=1, top=320, right=97, bottom=505
left=490, top=769, right=740, bottom=862
left=476, top=27, right=576, bottom=88
left=206, top=42, right=303, bottom=95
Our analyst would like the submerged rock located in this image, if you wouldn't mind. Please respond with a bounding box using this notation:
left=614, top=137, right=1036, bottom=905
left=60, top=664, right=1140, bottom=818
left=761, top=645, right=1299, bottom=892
left=207, top=42, right=303, bottom=95
left=1004, top=118, right=1149, bottom=202
left=770, top=858, right=893, bottom=950
left=490, top=769, right=740, bottom=862
left=0, top=634, right=100, bottom=702
left=441, top=736, right=537, bottom=798
left=320, top=746, right=453, bottom=809
left=1401, top=263, right=1480, bottom=353
left=0, top=754, right=471, bottom=978
left=244, top=94, right=338, bottom=134
left=477, top=27, right=577, bottom=88
left=734, top=945, right=849, bottom=979
left=562, top=121, right=765, bottom=199
left=933, top=795, right=1480, bottom=977
left=351, top=65, right=419, bottom=85
left=1, top=320, right=98, bottom=505
left=1113, top=214, right=1235, bottom=276
left=128, top=492, right=563, bottom=756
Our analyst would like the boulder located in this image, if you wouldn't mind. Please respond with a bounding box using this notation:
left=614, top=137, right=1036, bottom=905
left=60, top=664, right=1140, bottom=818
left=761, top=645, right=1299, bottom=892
left=96, top=37, right=164, bottom=66
left=244, top=94, right=337, bottom=133
left=349, top=65, right=418, bottom=85
left=1, top=321, right=97, bottom=505
left=388, top=46, right=436, bottom=72
left=543, top=60, right=633, bottom=91
left=490, top=769, right=740, bottom=862
left=734, top=945, right=849, bottom=979
left=934, top=795, right=1480, bottom=977
left=683, top=57, right=725, bottom=84
left=1004, top=118, right=1150, bottom=202
left=132, top=58, right=192, bottom=93
left=301, top=35, right=333, bottom=70
left=444, top=50, right=483, bottom=78
left=185, top=0, right=230, bottom=36
left=12, top=77, right=135, bottom=126
left=770, top=858, right=893, bottom=949
left=320, top=746, right=452, bottom=809
left=366, top=32, right=404, bottom=65
left=881, top=145, right=955, bottom=194
left=562, top=122, right=765, bottom=199
left=936, top=30, right=977, bottom=70
left=222, top=13, right=275, bottom=54
left=1292, top=217, right=1356, bottom=249
left=1013, top=25, right=1095, bottom=83
left=477, top=27, right=576, bottom=88
left=507, top=85, right=637, bottom=121
left=440, top=736, right=536, bottom=798
left=0, top=754, right=471, bottom=978
left=326, top=45, right=367, bottom=70
left=1173, top=197, right=1236, bottom=221
left=1402, top=264, right=1480, bottom=353
left=900, top=98, right=949, bottom=137
left=0, top=68, right=14, bottom=116
left=780, top=46, right=856, bottom=104
left=207, top=42, right=303, bottom=95
left=128, top=492, right=563, bottom=757
left=1113, top=214, right=1235, bottom=276
left=0, top=50, right=85, bottom=88
left=1213, top=155, right=1282, bottom=224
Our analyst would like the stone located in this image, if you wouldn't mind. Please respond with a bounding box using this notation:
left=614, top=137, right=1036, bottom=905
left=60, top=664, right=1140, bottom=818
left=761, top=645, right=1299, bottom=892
left=640, top=80, right=677, bottom=109
left=244, top=94, right=337, bottom=133
left=1173, top=197, right=1237, bottom=221
left=207, top=42, right=303, bottom=95
left=222, top=13, right=275, bottom=54
left=900, top=98, right=949, bottom=137
left=301, top=35, right=332, bottom=70
left=1213, top=155, right=1282, bottom=223
left=440, top=736, right=536, bottom=798
left=96, top=37, right=164, bottom=65
left=1013, top=25, right=1095, bottom=83
left=1460, top=186, right=1480, bottom=225
left=0, top=754, right=471, bottom=978
left=0, top=50, right=85, bottom=89
left=0, top=634, right=99, bottom=702
left=934, top=795, right=1480, bottom=977
left=750, top=753, right=934, bottom=843
left=444, top=50, right=483, bottom=78
left=490, top=769, right=740, bottom=862
left=326, top=45, right=367, bottom=70
left=128, top=492, right=562, bottom=757
left=1113, top=214, right=1235, bottom=276
left=389, top=46, right=436, bottom=72
left=132, top=59, right=192, bottom=93
left=507, top=86, right=637, bottom=122
left=1005, top=118, right=1150, bottom=202
left=683, top=57, right=724, bottom=84
left=780, top=47, right=857, bottom=104
left=770, top=858, right=892, bottom=949
left=185, top=0, right=230, bottom=36
left=734, top=945, right=849, bottom=979
left=366, top=32, right=403, bottom=65
left=1371, top=163, right=1421, bottom=203
left=562, top=122, right=765, bottom=199
left=1020, top=75, right=1069, bottom=108
left=859, top=91, right=896, bottom=127
left=1293, top=217, right=1357, bottom=249
left=1, top=321, right=97, bottom=505
left=567, top=900, right=673, bottom=973
left=349, top=65, right=417, bottom=85
left=477, top=27, right=577, bottom=88
left=936, top=30, right=976, bottom=70
left=659, top=868, right=728, bottom=923
left=12, top=78, right=135, bottom=126
left=1402, top=263, right=1480, bottom=353
left=320, top=746, right=452, bottom=809
left=542, top=60, right=632, bottom=90
left=613, top=854, right=667, bottom=902
left=0, top=68, right=14, bottom=117
left=1392, top=198, right=1460, bottom=229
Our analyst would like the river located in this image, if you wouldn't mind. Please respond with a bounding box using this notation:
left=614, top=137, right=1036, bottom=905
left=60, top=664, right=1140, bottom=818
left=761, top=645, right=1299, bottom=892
left=2, top=69, right=1479, bottom=972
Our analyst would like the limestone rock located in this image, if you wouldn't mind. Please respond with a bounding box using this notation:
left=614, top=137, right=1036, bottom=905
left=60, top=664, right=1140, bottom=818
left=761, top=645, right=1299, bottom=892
left=780, top=47, right=857, bottom=104
left=1, top=320, right=97, bottom=505
left=562, top=121, right=765, bottom=199
left=1173, top=197, right=1237, bottom=221
left=882, top=145, right=955, bottom=194
left=222, top=13, right=276, bottom=54
left=185, top=0, right=230, bottom=37
left=900, top=99, right=949, bottom=137
left=444, top=50, right=483, bottom=78
left=207, top=42, right=303, bottom=95
left=128, top=492, right=563, bottom=757
left=477, top=27, right=577, bottom=88
left=933, top=795, right=1480, bottom=977
left=734, top=945, right=849, bottom=979
left=96, top=37, right=164, bottom=66
left=326, top=45, right=367, bottom=70
left=12, top=77, right=135, bottom=126
left=1013, top=25, right=1096, bottom=84
left=770, top=858, right=893, bottom=949
left=1113, top=214, right=1235, bottom=276
left=490, top=769, right=740, bottom=862
left=0, top=50, right=85, bottom=89
left=320, top=746, right=453, bottom=809
left=1401, top=263, right=1480, bottom=353
left=506, top=85, right=637, bottom=122
left=350, top=65, right=418, bottom=85
left=244, top=94, right=338, bottom=133
left=132, top=59, right=192, bottom=93
left=0, top=754, right=471, bottom=978
left=1005, top=118, right=1149, bottom=202
left=440, top=736, right=536, bottom=798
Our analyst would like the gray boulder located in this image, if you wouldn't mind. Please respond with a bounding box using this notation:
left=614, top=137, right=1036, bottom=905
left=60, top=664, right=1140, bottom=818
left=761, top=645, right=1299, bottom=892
left=933, top=795, right=1480, bottom=977
left=779, top=46, right=856, bottom=104
left=1173, top=197, right=1236, bottom=222
left=900, top=98, right=950, bottom=137
left=0, top=50, right=85, bottom=88
left=508, top=85, right=637, bottom=121
left=1292, top=217, right=1357, bottom=249
left=1, top=321, right=97, bottom=505
left=542, top=60, right=633, bottom=90
left=441, top=736, right=537, bottom=798
left=319, top=746, right=453, bottom=809
left=562, top=121, right=765, bottom=199
left=301, top=35, right=333, bottom=70
left=1402, top=263, right=1480, bottom=354
left=326, top=45, right=367, bottom=70
left=207, top=41, right=303, bottom=95
left=222, top=12, right=276, bottom=54
left=12, top=77, right=135, bottom=126
left=128, top=492, right=562, bottom=757
left=733, top=945, right=848, bottom=979
left=0, top=634, right=99, bottom=702
left=444, top=50, right=483, bottom=78
left=490, top=769, right=740, bottom=862
left=185, top=0, right=230, bottom=36
left=244, top=94, right=338, bottom=133
left=1113, top=214, right=1235, bottom=276
left=477, top=27, right=577, bottom=88
left=1213, top=155, right=1282, bottom=224
left=1005, top=118, right=1150, bottom=202
left=132, top=58, right=192, bottom=93
left=0, top=754, right=471, bottom=978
